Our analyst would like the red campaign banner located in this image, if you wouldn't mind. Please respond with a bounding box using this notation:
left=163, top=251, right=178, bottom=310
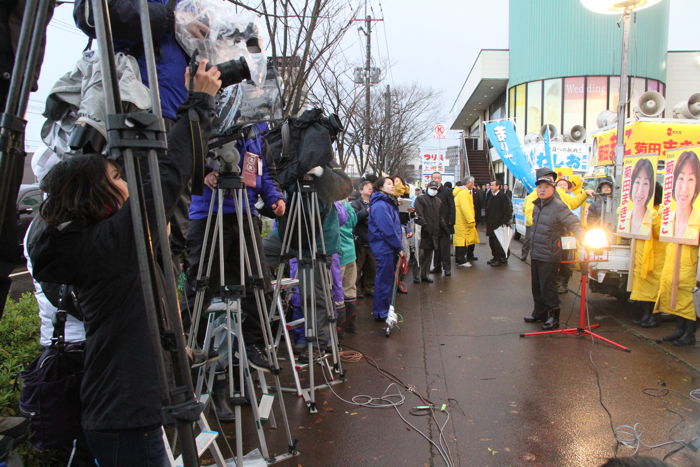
left=617, top=164, right=633, bottom=233
left=660, top=158, right=675, bottom=238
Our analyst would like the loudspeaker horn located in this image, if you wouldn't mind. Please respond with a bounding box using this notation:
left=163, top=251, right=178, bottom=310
left=539, top=124, right=558, bottom=138
left=635, top=91, right=665, bottom=117
left=564, top=125, right=586, bottom=143
left=524, top=133, right=541, bottom=145
left=596, top=110, right=617, bottom=129
left=673, top=93, right=700, bottom=119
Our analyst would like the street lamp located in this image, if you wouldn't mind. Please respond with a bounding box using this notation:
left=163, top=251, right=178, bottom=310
left=580, top=0, right=663, bottom=204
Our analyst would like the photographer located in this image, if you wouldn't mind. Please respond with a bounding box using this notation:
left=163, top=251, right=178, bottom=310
left=74, top=0, right=194, bottom=270
left=28, top=62, right=220, bottom=466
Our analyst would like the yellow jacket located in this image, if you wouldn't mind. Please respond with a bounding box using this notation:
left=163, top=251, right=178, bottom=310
left=453, top=188, right=480, bottom=246
left=655, top=242, right=698, bottom=320
left=524, top=186, right=585, bottom=227
left=630, top=208, right=666, bottom=302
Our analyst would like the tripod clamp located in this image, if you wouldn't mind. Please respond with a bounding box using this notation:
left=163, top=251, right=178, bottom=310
left=105, top=112, right=167, bottom=155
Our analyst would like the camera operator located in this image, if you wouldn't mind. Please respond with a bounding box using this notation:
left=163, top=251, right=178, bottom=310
left=74, top=0, right=198, bottom=272
left=28, top=62, right=221, bottom=466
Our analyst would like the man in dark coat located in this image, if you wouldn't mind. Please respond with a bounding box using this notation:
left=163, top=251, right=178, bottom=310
left=485, top=179, right=512, bottom=267
left=525, top=175, right=584, bottom=330
left=413, top=181, right=445, bottom=283
left=430, top=172, right=456, bottom=276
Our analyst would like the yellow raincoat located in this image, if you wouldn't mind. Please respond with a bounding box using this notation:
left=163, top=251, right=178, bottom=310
left=655, top=242, right=698, bottom=320
left=453, top=188, right=479, bottom=246
left=630, top=207, right=666, bottom=302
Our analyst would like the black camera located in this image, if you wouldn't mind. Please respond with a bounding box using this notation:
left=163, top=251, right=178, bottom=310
left=204, top=56, right=251, bottom=88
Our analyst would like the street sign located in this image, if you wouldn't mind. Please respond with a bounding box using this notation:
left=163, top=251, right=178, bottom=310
left=433, top=124, right=446, bottom=139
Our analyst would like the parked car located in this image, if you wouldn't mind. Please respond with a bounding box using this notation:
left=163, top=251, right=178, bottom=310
left=16, top=183, right=41, bottom=248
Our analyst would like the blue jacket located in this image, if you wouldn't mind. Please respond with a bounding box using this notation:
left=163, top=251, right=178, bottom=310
left=74, top=0, right=188, bottom=120
left=368, top=192, right=403, bottom=257
left=189, top=123, right=282, bottom=220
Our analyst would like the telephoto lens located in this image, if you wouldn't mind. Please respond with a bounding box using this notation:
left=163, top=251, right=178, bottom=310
left=207, top=56, right=251, bottom=88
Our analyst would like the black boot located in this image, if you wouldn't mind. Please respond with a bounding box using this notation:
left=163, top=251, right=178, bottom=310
left=672, top=318, right=696, bottom=346
left=639, top=303, right=659, bottom=328
left=661, top=316, right=686, bottom=342
left=541, top=308, right=560, bottom=330
left=213, top=374, right=235, bottom=423
left=633, top=301, right=651, bottom=325
left=524, top=309, right=546, bottom=323
left=344, top=301, right=357, bottom=334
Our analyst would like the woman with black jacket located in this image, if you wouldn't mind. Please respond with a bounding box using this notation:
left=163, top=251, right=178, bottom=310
left=28, top=62, right=221, bottom=466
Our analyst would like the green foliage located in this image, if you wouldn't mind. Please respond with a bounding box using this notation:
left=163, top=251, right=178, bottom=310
left=0, top=292, right=41, bottom=417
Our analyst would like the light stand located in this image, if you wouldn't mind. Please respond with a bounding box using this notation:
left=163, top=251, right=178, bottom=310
left=521, top=241, right=631, bottom=352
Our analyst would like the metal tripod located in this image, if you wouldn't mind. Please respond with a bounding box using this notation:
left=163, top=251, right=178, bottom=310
left=89, top=0, right=203, bottom=465
left=269, top=176, right=345, bottom=413
left=186, top=149, right=297, bottom=465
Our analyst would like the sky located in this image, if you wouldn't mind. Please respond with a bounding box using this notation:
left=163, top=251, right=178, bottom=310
left=24, top=0, right=700, bottom=152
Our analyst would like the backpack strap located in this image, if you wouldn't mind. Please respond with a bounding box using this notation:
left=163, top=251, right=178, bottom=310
left=50, top=285, right=72, bottom=350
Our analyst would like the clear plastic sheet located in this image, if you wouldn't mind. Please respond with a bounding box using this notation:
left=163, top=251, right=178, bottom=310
left=174, top=0, right=267, bottom=85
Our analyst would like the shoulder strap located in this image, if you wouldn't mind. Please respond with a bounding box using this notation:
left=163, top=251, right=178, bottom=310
left=50, top=285, right=72, bottom=350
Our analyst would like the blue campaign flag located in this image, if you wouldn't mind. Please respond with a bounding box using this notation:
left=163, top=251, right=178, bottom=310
left=543, top=126, right=553, bottom=164
left=484, top=119, right=536, bottom=191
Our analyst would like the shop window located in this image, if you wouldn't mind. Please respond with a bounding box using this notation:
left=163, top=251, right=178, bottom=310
left=609, top=76, right=620, bottom=118
left=526, top=81, right=542, bottom=135
left=585, top=76, right=607, bottom=133
left=508, top=86, right=515, bottom=119
left=647, top=79, right=659, bottom=92
left=543, top=78, right=562, bottom=132
left=629, top=77, right=646, bottom=115
left=563, top=77, right=585, bottom=133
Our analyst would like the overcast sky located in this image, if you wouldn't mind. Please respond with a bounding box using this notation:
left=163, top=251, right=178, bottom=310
left=25, top=0, right=700, bottom=151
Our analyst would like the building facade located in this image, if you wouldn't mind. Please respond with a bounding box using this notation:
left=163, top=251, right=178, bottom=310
left=450, top=0, right=697, bottom=184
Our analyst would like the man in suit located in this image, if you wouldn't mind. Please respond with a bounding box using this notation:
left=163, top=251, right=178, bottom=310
left=485, top=179, right=512, bottom=267
left=429, top=172, right=456, bottom=276
left=503, top=184, right=513, bottom=199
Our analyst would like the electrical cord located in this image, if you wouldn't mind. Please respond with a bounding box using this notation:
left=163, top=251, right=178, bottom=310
left=324, top=343, right=456, bottom=467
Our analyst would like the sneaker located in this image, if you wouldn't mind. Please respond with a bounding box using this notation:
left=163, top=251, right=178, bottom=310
left=457, top=261, right=473, bottom=268
left=246, top=345, right=272, bottom=371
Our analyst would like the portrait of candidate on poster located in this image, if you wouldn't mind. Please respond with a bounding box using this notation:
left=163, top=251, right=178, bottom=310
left=616, top=155, right=658, bottom=240
left=660, top=148, right=700, bottom=246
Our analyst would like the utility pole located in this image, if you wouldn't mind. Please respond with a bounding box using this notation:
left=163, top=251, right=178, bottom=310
left=383, top=84, right=390, bottom=173
left=364, top=15, right=372, bottom=171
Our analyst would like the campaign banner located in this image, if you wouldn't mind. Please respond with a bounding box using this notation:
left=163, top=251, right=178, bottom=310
left=484, top=119, right=536, bottom=191
left=659, top=147, right=700, bottom=245
left=523, top=141, right=590, bottom=173
left=421, top=153, right=447, bottom=174
left=616, top=154, right=657, bottom=240
left=592, top=121, right=700, bottom=166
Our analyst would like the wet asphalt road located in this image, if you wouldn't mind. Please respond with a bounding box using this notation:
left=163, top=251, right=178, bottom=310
left=204, top=231, right=700, bottom=467
left=8, top=233, right=700, bottom=466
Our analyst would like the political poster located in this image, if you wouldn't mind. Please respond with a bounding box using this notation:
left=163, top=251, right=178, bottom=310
left=659, top=147, right=700, bottom=245
left=484, top=119, right=536, bottom=191
left=592, top=121, right=700, bottom=166
left=616, top=154, right=658, bottom=240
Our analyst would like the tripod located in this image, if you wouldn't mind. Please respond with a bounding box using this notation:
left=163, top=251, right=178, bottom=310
left=268, top=176, right=345, bottom=413
left=186, top=146, right=297, bottom=465
left=520, top=252, right=631, bottom=352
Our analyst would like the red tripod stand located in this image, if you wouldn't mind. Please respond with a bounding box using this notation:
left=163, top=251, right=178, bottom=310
left=520, top=257, right=631, bottom=352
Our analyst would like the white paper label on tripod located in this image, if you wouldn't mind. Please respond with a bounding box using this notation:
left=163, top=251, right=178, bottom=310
left=243, top=152, right=259, bottom=188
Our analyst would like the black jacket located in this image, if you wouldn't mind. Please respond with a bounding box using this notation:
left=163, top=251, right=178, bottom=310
left=351, top=197, right=371, bottom=247
left=470, top=188, right=484, bottom=222
left=435, top=185, right=456, bottom=235
left=29, top=93, right=215, bottom=431
left=530, top=195, right=584, bottom=263
left=485, top=190, right=512, bottom=235
left=413, top=194, right=445, bottom=250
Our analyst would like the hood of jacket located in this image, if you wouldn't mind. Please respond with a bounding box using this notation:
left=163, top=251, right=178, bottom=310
left=27, top=217, right=84, bottom=285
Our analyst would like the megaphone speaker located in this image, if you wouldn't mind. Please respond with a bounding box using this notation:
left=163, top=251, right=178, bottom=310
left=673, top=93, right=700, bottom=119
left=636, top=91, right=665, bottom=117
left=596, top=110, right=617, bottom=129
left=539, top=124, right=558, bottom=138
left=566, top=125, right=586, bottom=142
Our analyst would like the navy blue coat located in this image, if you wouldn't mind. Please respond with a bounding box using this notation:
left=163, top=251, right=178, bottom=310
left=368, top=192, right=403, bottom=257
